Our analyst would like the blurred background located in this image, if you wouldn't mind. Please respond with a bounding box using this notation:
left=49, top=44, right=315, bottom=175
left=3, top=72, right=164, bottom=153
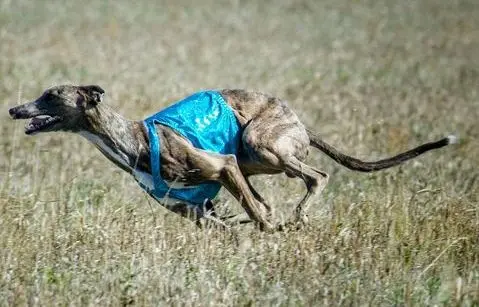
left=0, top=0, right=478, bottom=305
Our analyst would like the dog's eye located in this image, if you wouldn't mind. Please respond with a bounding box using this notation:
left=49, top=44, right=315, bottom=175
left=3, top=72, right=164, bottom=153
left=48, top=89, right=63, bottom=97
left=44, top=91, right=58, bottom=100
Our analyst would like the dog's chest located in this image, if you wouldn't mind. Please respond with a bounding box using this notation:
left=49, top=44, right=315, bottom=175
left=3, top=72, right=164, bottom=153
left=79, top=132, right=131, bottom=169
left=133, top=169, right=193, bottom=190
left=79, top=131, right=190, bottom=190
left=132, top=169, right=198, bottom=209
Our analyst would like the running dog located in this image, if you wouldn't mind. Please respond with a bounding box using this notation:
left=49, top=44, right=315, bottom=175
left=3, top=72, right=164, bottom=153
left=8, top=85, right=456, bottom=230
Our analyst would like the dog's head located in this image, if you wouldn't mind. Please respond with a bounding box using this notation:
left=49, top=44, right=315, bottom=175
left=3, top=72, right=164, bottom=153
left=9, top=85, right=105, bottom=135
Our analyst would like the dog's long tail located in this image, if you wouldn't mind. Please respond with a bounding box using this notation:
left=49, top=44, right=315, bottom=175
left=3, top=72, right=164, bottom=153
left=307, top=129, right=456, bottom=172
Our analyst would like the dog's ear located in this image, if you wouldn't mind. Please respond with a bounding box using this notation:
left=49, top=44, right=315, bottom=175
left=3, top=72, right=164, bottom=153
left=77, top=85, right=105, bottom=107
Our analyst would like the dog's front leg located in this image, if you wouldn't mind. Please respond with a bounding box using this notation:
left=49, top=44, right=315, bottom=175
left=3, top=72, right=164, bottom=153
left=177, top=149, right=274, bottom=231
left=158, top=197, right=229, bottom=229
left=216, top=156, right=274, bottom=231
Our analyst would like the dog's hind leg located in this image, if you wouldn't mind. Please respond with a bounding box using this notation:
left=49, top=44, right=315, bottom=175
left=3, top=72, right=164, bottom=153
left=245, top=177, right=271, bottom=211
left=239, top=114, right=329, bottom=228
left=282, top=157, right=329, bottom=225
left=240, top=151, right=329, bottom=227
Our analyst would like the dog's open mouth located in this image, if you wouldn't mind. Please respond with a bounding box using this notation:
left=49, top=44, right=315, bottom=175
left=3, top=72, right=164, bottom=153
left=25, top=115, right=62, bottom=134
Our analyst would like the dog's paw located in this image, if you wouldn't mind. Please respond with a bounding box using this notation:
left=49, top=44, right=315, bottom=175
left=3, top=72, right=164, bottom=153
left=258, top=221, right=276, bottom=232
left=276, top=214, right=309, bottom=231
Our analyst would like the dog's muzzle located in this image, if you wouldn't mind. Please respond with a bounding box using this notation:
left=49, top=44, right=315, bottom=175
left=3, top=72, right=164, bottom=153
left=9, top=103, right=62, bottom=135
left=9, top=103, right=40, bottom=119
left=9, top=106, right=27, bottom=119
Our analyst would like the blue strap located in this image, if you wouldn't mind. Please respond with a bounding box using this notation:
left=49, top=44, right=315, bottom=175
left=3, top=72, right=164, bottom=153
left=143, top=91, right=241, bottom=205
left=146, top=120, right=164, bottom=196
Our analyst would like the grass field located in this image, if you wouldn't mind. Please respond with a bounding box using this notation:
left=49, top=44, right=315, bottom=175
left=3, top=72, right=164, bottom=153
left=1, top=0, right=478, bottom=305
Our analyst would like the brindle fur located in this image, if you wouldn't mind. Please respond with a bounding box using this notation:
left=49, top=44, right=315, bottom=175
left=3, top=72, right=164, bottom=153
left=9, top=85, right=455, bottom=231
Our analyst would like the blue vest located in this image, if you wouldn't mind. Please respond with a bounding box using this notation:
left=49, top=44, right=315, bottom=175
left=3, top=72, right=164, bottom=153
left=143, top=91, right=241, bottom=205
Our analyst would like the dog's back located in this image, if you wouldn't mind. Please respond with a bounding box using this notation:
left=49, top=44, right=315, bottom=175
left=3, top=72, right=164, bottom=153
left=220, top=89, right=301, bottom=127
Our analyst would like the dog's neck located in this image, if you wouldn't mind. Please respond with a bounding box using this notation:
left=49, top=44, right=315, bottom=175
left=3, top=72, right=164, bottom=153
left=78, top=104, right=151, bottom=174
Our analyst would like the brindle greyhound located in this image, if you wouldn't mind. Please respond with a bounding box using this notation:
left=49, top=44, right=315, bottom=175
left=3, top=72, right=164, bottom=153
left=9, top=85, right=456, bottom=231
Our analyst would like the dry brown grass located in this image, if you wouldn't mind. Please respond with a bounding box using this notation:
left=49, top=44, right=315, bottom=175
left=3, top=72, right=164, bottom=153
left=1, top=0, right=478, bottom=305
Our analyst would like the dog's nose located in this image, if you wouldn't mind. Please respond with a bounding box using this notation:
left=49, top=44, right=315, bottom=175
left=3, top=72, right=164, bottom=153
left=9, top=107, right=18, bottom=119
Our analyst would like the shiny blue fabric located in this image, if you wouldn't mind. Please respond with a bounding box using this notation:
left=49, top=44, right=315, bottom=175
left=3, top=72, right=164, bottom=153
left=143, top=91, right=241, bottom=205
